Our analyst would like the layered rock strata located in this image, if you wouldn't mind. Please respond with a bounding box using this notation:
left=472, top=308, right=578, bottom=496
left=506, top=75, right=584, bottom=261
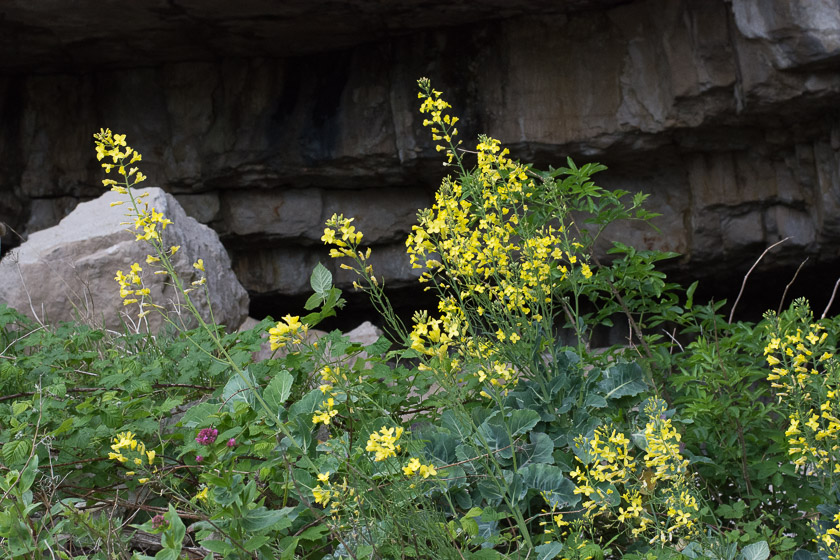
left=0, top=0, right=838, bottom=316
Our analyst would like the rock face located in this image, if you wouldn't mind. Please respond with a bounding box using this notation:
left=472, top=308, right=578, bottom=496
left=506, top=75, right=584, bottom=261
left=0, top=188, right=249, bottom=332
left=1, top=0, right=839, bottom=317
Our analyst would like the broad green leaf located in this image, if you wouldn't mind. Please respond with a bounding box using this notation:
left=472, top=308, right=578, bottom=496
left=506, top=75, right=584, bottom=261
left=180, top=403, right=218, bottom=428
left=12, top=401, right=30, bottom=416
left=583, top=394, right=607, bottom=409
left=161, top=504, right=185, bottom=554
left=310, top=263, right=332, bottom=295
left=244, top=535, right=271, bottom=552
left=50, top=418, right=74, bottom=437
left=304, top=292, right=324, bottom=311
left=264, top=370, right=293, bottom=410
left=476, top=420, right=512, bottom=459
left=222, top=368, right=257, bottom=412
left=518, top=431, right=554, bottom=466
left=18, top=455, right=38, bottom=493
left=240, top=506, right=294, bottom=532
left=597, top=362, right=647, bottom=400
left=535, top=542, right=564, bottom=560
left=792, top=550, right=817, bottom=560
left=518, top=463, right=579, bottom=509
left=201, top=540, right=234, bottom=554
left=507, top=409, right=540, bottom=437
left=469, top=550, right=502, bottom=559
left=424, top=431, right=458, bottom=464
left=740, top=541, right=769, bottom=560
left=2, top=439, right=30, bottom=467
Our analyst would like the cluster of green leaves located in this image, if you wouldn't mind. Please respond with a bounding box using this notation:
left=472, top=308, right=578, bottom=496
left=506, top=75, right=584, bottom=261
left=5, top=81, right=840, bottom=560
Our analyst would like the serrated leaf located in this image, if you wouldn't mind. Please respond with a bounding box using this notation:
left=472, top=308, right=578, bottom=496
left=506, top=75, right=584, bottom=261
left=310, top=263, right=332, bottom=295
left=2, top=439, right=30, bottom=467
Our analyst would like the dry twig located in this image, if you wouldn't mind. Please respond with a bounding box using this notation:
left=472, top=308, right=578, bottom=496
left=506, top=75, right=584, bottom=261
left=729, top=237, right=789, bottom=324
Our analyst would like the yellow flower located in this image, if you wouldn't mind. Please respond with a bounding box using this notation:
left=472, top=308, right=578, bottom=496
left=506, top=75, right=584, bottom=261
left=193, top=259, right=205, bottom=272
left=365, top=426, right=404, bottom=462
left=194, top=486, right=209, bottom=502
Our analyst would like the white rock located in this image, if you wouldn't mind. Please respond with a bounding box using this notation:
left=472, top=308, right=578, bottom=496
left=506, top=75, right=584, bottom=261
left=0, top=187, right=248, bottom=332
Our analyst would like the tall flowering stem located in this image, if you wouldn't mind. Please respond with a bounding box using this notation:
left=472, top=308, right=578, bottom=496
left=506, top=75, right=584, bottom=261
left=95, top=129, right=308, bottom=469
left=763, top=299, right=840, bottom=555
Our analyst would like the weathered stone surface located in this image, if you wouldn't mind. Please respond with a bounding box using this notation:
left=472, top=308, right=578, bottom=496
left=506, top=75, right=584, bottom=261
left=1, top=0, right=840, bottom=312
left=0, top=188, right=248, bottom=331
left=0, top=1, right=631, bottom=71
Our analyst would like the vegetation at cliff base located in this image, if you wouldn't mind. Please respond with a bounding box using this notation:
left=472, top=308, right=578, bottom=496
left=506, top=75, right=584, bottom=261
left=1, top=79, right=839, bottom=560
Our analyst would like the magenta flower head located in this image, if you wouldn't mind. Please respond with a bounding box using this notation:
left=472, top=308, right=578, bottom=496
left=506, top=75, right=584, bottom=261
left=227, top=438, right=236, bottom=448
left=196, top=427, right=218, bottom=446
left=195, top=455, right=203, bottom=463
left=151, top=514, right=168, bottom=530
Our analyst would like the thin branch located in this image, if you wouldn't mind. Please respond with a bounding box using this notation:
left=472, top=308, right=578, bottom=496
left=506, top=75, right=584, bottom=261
left=822, top=276, right=840, bottom=319
left=729, top=237, right=789, bottom=324
left=777, top=257, right=808, bottom=315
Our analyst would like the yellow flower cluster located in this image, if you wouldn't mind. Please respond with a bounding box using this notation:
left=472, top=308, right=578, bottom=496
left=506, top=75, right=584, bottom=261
left=764, top=323, right=832, bottom=396
left=418, top=77, right=460, bottom=163
left=568, top=403, right=699, bottom=544
left=402, top=457, right=437, bottom=478
left=311, top=471, right=358, bottom=514
left=764, top=302, right=839, bottom=474
left=96, top=129, right=193, bottom=323
left=322, top=214, right=364, bottom=258
left=107, top=430, right=156, bottom=484
left=408, top=85, right=596, bottom=388
left=819, top=511, right=840, bottom=559
left=114, top=263, right=149, bottom=307
left=365, top=426, right=404, bottom=462
left=269, top=314, right=309, bottom=351
left=94, top=129, right=146, bottom=186
left=642, top=400, right=690, bottom=484
left=312, top=397, right=339, bottom=426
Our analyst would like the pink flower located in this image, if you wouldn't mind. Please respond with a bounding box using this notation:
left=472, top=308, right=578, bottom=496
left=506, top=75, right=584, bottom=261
left=195, top=427, right=218, bottom=445
left=227, top=438, right=236, bottom=448
left=195, top=455, right=203, bottom=463
left=151, top=514, right=167, bottom=530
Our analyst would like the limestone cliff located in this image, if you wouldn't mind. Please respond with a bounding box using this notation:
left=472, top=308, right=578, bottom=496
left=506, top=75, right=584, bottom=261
left=1, top=0, right=838, bottom=318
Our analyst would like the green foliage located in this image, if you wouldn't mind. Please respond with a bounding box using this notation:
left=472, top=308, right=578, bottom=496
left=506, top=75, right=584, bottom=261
left=2, top=82, right=837, bottom=559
